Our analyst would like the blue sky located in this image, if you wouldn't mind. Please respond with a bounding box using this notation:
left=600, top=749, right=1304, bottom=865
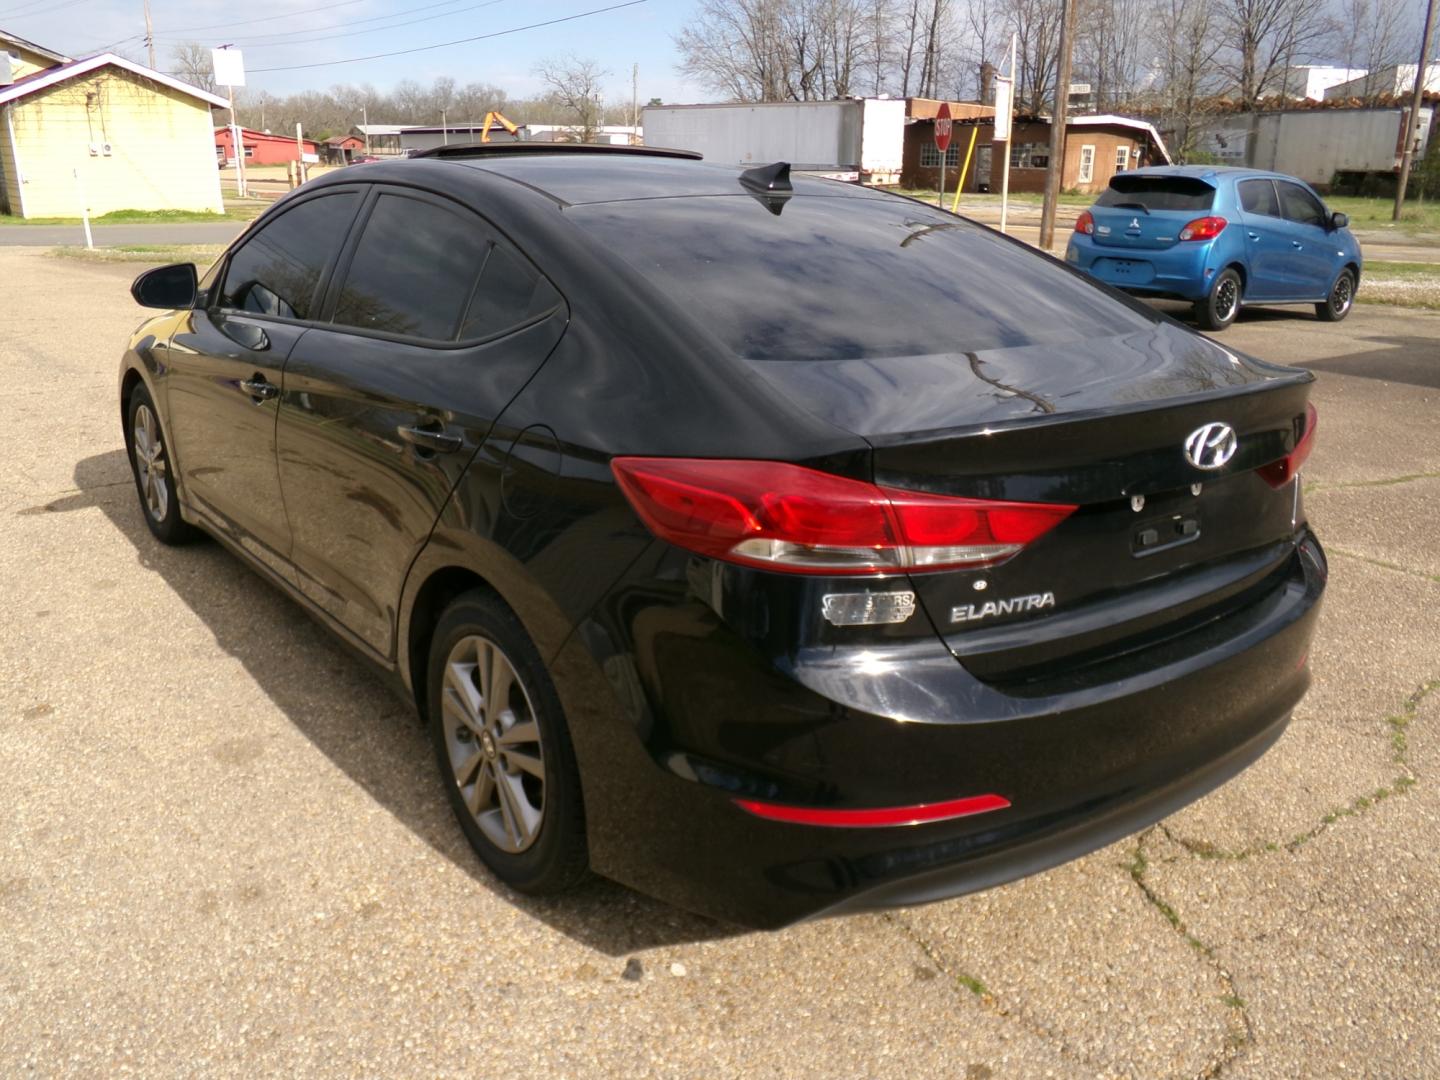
left=2, top=0, right=704, bottom=102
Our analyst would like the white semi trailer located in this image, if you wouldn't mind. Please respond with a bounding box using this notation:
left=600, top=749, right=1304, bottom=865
left=641, top=99, right=906, bottom=184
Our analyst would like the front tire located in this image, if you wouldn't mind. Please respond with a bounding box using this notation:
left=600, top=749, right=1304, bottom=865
left=126, top=384, right=198, bottom=545
left=1316, top=269, right=1355, bottom=322
left=427, top=589, right=589, bottom=895
left=1194, top=268, right=1242, bottom=331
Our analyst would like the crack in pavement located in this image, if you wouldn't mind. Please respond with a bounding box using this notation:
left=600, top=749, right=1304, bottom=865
left=1304, top=469, right=1440, bottom=495
left=882, top=910, right=1138, bottom=1076
left=1325, top=545, right=1440, bottom=585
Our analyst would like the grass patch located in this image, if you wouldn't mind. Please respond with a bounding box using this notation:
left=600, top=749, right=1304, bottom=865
left=1, top=203, right=261, bottom=226
left=1358, top=260, right=1440, bottom=310
left=50, top=243, right=226, bottom=265
left=1327, top=196, right=1440, bottom=239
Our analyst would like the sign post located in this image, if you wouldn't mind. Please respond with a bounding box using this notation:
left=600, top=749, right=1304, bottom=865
left=934, top=101, right=952, bottom=209
left=995, top=33, right=1017, bottom=234
left=212, top=46, right=246, bottom=198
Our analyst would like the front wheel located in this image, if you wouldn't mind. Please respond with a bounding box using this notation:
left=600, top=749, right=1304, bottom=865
left=1316, top=269, right=1355, bottom=322
left=427, top=589, right=589, bottom=895
left=126, top=384, right=198, bottom=545
left=1194, top=268, right=1242, bottom=331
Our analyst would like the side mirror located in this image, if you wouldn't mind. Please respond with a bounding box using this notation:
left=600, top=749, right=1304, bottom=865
left=131, top=263, right=198, bottom=309
left=1329, top=211, right=1349, bottom=230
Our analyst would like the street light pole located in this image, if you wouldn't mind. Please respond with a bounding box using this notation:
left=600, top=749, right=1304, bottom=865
left=1393, top=0, right=1437, bottom=221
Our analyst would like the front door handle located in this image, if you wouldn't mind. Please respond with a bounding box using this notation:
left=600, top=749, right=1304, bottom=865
left=1247, top=231, right=1260, bottom=241
left=398, top=423, right=462, bottom=454
left=240, top=375, right=278, bottom=401
left=1292, top=240, right=1304, bottom=249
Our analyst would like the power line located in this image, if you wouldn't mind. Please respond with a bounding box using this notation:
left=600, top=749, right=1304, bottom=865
left=148, top=0, right=377, bottom=38
left=0, top=0, right=89, bottom=21
left=153, top=0, right=504, bottom=51
left=248, top=0, right=647, bottom=73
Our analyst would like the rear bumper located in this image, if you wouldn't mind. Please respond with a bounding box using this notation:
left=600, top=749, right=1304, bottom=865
left=555, top=530, right=1326, bottom=929
left=1066, top=233, right=1218, bottom=300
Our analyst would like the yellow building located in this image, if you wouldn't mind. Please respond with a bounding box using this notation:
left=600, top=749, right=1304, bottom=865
left=1, top=33, right=228, bottom=219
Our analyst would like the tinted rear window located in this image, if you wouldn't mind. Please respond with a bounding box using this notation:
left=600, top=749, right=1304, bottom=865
left=1096, top=176, right=1215, bottom=212
left=569, top=195, right=1155, bottom=362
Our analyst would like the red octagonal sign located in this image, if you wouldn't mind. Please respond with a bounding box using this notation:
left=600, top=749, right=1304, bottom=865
left=934, top=102, right=953, bottom=153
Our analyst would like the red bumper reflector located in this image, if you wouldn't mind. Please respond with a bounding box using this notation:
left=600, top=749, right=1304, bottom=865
left=734, top=793, right=1011, bottom=828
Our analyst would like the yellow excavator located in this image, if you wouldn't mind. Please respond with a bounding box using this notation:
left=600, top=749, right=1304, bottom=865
left=479, top=111, right=520, bottom=143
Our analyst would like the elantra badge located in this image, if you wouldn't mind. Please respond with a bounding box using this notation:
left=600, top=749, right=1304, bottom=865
left=951, top=592, right=1055, bottom=624
left=1184, top=422, right=1238, bottom=470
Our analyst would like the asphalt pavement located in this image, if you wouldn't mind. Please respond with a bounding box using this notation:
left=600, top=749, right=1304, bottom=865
left=1, top=247, right=1437, bottom=1077
left=0, top=222, right=248, bottom=247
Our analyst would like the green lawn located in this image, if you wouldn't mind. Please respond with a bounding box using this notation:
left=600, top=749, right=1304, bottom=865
left=0, top=201, right=262, bottom=227
left=1326, top=196, right=1440, bottom=238
left=50, top=243, right=227, bottom=265
left=1357, top=260, right=1440, bottom=310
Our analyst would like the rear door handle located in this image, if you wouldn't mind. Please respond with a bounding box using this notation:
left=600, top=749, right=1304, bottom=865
left=1292, top=240, right=1304, bottom=249
left=398, top=423, right=462, bottom=454
left=240, top=375, right=278, bottom=401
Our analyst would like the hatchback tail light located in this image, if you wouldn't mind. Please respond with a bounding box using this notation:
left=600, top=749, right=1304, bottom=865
left=610, top=457, right=1076, bottom=575
left=1074, top=210, right=1095, bottom=235
left=1258, top=403, right=1317, bottom=488
left=1179, top=216, right=1227, bottom=241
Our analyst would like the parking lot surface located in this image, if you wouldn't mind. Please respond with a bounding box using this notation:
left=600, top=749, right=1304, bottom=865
left=2, top=246, right=1437, bottom=1078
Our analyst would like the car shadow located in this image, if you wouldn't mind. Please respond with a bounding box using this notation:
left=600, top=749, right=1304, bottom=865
left=58, top=448, right=742, bottom=956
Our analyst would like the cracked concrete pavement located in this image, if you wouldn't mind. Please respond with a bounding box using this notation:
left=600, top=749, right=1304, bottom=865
left=1, top=247, right=1437, bottom=1078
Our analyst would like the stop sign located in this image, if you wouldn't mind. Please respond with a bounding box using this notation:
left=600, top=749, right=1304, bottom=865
left=934, top=102, right=953, bottom=153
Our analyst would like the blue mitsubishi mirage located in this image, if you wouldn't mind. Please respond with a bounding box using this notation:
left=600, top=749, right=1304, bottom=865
left=1066, top=166, right=1363, bottom=331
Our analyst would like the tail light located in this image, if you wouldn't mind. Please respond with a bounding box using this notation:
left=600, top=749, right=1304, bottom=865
left=1179, top=216, right=1227, bottom=241
left=1258, top=403, right=1317, bottom=488
left=1074, top=210, right=1095, bottom=235
left=610, top=457, right=1076, bottom=575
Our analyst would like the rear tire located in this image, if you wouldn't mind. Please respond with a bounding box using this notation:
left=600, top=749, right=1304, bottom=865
left=125, top=384, right=198, bottom=545
left=1316, top=269, right=1355, bottom=322
left=427, top=589, right=589, bottom=895
left=1194, top=268, right=1242, bottom=331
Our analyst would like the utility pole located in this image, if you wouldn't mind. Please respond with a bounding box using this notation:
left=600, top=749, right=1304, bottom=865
left=1393, top=0, right=1437, bottom=221
left=1039, top=0, right=1076, bottom=251
left=362, top=105, right=370, bottom=152
left=631, top=62, right=638, bottom=143
left=143, top=0, right=155, bottom=69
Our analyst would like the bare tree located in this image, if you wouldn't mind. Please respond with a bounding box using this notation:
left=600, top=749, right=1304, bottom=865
left=1004, top=0, right=1065, bottom=111
left=170, top=42, right=216, bottom=95
left=1330, top=0, right=1409, bottom=102
left=536, top=54, right=612, bottom=138
left=1217, top=0, right=1333, bottom=106
left=1147, top=0, right=1225, bottom=158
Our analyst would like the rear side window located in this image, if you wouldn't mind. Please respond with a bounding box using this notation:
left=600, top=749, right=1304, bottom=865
left=332, top=193, right=489, bottom=340
left=571, top=195, right=1156, bottom=362
left=459, top=243, right=561, bottom=340
left=218, top=192, right=358, bottom=319
left=1095, top=175, right=1215, bottom=212
left=1238, top=179, right=1279, bottom=218
left=1277, top=182, right=1327, bottom=227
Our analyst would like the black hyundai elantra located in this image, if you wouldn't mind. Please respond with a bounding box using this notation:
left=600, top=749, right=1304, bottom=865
left=120, top=144, right=1325, bottom=928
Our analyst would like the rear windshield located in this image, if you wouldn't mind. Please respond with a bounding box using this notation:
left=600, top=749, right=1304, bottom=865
left=569, top=195, right=1155, bottom=362
left=1096, top=175, right=1215, bottom=213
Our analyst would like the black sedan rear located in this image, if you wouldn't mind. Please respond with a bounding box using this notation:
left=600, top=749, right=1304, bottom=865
left=119, top=145, right=1324, bottom=928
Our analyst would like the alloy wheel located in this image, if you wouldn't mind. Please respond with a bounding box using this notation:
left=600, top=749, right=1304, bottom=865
left=441, top=635, right=546, bottom=853
left=1331, top=275, right=1352, bottom=316
left=132, top=403, right=169, bottom=522
left=1215, top=276, right=1239, bottom=322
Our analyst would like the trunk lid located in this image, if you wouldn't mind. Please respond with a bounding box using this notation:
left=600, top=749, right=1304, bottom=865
left=753, top=322, right=1313, bottom=682
left=1088, top=173, right=1217, bottom=251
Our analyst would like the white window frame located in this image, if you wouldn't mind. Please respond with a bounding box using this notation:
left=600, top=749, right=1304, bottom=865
left=1115, top=144, right=1129, bottom=172
left=1078, top=144, right=1095, bottom=184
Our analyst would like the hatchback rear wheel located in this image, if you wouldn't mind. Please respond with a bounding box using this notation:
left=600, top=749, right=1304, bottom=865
left=1194, top=268, right=1242, bottom=331
left=1316, top=269, right=1355, bottom=322
left=427, top=590, right=589, bottom=894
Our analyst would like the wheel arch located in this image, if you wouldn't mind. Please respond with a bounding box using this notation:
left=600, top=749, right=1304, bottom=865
left=403, top=564, right=497, bottom=715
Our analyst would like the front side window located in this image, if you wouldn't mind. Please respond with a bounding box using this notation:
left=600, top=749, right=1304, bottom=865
left=1277, top=182, right=1326, bottom=228
left=1238, top=178, right=1280, bottom=218
left=218, top=192, right=358, bottom=320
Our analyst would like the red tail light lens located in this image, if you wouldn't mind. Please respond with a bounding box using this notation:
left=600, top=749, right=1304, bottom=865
left=1074, top=210, right=1095, bottom=235
left=1179, top=215, right=1227, bottom=241
left=611, top=457, right=1076, bottom=575
left=1258, top=403, right=1317, bottom=488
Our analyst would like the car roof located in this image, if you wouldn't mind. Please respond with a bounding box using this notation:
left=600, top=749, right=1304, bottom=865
left=1117, top=164, right=1306, bottom=185
left=342, top=149, right=891, bottom=207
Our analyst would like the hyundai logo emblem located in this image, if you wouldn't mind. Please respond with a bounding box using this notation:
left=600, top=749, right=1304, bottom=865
left=1184, top=422, right=1238, bottom=470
